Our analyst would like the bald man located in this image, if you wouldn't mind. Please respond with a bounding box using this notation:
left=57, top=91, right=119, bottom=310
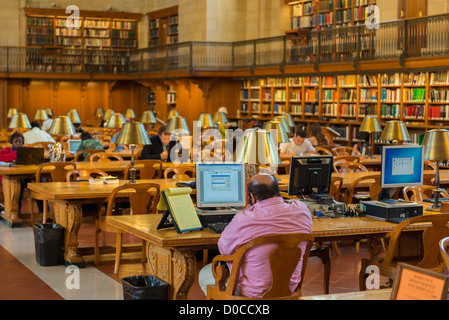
left=198, top=174, right=313, bottom=298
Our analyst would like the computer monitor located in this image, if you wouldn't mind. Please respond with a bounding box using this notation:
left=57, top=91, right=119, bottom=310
left=68, top=140, right=82, bottom=154
left=288, top=155, right=333, bottom=197
left=381, top=145, right=424, bottom=188
left=196, top=162, right=245, bottom=209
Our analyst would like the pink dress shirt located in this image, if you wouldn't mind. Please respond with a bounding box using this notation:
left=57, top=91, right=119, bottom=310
left=217, top=196, right=313, bottom=298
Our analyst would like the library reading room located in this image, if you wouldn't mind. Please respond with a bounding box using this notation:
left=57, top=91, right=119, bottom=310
left=1, top=0, right=449, bottom=306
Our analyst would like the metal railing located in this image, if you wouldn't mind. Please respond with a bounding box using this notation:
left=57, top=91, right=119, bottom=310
left=1, top=14, right=449, bottom=76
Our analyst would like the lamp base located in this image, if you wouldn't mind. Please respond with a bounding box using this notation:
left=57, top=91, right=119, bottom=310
left=426, top=205, right=441, bottom=212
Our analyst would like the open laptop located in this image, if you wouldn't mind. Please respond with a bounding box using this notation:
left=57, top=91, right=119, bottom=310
left=67, top=140, right=82, bottom=154
left=15, top=147, right=45, bottom=165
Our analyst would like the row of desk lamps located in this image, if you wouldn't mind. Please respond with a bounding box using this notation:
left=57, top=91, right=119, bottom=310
left=6, top=107, right=449, bottom=210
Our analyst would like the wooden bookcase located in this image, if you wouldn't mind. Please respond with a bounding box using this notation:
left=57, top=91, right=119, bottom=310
left=25, top=8, right=141, bottom=73
left=285, top=0, right=377, bottom=30
left=239, top=70, right=449, bottom=150
left=147, top=6, right=179, bottom=47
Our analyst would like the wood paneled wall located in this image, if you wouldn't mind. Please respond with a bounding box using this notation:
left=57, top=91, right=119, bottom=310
left=0, top=78, right=240, bottom=129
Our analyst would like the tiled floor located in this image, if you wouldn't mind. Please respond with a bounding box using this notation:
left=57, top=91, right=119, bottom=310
left=0, top=201, right=387, bottom=300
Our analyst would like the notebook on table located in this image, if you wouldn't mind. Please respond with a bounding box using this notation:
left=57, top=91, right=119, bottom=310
left=15, top=147, right=45, bottom=165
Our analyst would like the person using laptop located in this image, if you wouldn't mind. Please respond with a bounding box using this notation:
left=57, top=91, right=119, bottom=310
left=279, top=129, right=317, bottom=160
left=0, top=132, right=24, bottom=163
left=198, top=173, right=313, bottom=298
left=23, top=122, right=55, bottom=145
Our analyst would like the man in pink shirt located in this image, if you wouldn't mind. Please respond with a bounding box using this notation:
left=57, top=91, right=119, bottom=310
left=199, top=174, right=313, bottom=298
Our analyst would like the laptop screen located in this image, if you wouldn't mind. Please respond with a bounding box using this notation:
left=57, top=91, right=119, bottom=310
left=68, top=140, right=82, bottom=154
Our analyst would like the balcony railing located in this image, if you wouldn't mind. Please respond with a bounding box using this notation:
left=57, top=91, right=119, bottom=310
left=1, top=14, right=449, bottom=76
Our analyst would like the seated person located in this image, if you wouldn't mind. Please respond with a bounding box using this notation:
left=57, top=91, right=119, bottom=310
left=309, top=123, right=329, bottom=147
left=23, top=121, right=56, bottom=145
left=0, top=132, right=24, bottom=163
left=140, top=125, right=176, bottom=162
left=76, top=131, right=104, bottom=161
left=198, top=174, right=313, bottom=298
left=41, top=114, right=53, bottom=131
left=279, top=129, right=316, bottom=160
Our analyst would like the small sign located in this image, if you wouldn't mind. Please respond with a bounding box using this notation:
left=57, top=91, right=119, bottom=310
left=391, top=263, right=449, bottom=300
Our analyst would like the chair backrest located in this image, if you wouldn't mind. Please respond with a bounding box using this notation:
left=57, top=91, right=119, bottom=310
left=124, top=160, right=163, bottom=180
left=334, top=155, right=360, bottom=163
left=66, top=169, right=108, bottom=181
left=382, top=214, right=449, bottom=272
left=208, top=233, right=314, bottom=300
left=439, top=237, right=449, bottom=271
left=424, top=160, right=437, bottom=171
left=315, top=147, right=333, bottom=156
left=100, top=183, right=161, bottom=218
left=88, top=152, right=123, bottom=162
left=36, top=162, right=76, bottom=182
left=164, top=166, right=195, bottom=180
left=74, top=149, right=104, bottom=161
left=329, top=176, right=343, bottom=201
left=344, top=173, right=381, bottom=204
left=25, top=142, right=55, bottom=151
left=402, top=185, right=449, bottom=201
left=332, top=146, right=361, bottom=156
left=333, top=160, right=367, bottom=173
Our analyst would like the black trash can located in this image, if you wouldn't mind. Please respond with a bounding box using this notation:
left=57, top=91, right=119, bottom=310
left=33, top=224, right=64, bottom=266
left=121, top=275, right=169, bottom=300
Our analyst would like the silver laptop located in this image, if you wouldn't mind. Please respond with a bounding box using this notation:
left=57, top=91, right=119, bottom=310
left=68, top=140, right=82, bottom=154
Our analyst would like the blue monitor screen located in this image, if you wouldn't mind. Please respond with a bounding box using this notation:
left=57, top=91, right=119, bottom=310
left=381, top=145, right=424, bottom=188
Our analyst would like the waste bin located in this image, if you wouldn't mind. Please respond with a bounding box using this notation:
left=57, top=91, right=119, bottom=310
left=33, top=224, right=64, bottom=266
left=121, top=275, right=169, bottom=300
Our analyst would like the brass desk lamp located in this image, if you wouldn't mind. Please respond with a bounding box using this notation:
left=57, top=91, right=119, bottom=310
left=9, top=113, right=31, bottom=130
left=263, top=120, right=290, bottom=144
left=359, top=116, right=381, bottom=159
left=422, top=129, right=449, bottom=212
left=115, top=121, right=151, bottom=184
left=379, top=120, right=411, bottom=144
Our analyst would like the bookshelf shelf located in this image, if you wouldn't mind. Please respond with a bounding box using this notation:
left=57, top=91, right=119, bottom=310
left=147, top=6, right=178, bottom=47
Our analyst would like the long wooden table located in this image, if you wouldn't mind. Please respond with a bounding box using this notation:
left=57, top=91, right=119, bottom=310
left=0, top=161, right=195, bottom=226
left=106, top=214, right=428, bottom=300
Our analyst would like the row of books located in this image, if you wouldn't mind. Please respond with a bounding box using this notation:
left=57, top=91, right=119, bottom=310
left=335, top=9, right=352, bottom=24
left=318, top=12, right=335, bottom=26
left=85, top=29, right=110, bottom=38
left=404, top=72, right=426, bottom=86
left=291, top=105, right=302, bottom=115
left=84, top=39, right=111, bottom=47
left=27, top=17, right=53, bottom=26
left=322, top=103, right=338, bottom=117
left=403, top=88, right=426, bottom=102
left=56, top=38, right=82, bottom=46
left=111, top=39, right=137, bottom=48
left=322, top=89, right=336, bottom=101
left=27, top=37, right=53, bottom=45
left=380, top=88, right=401, bottom=102
left=380, top=104, right=401, bottom=118
left=273, top=104, right=286, bottom=113
left=429, top=89, right=449, bottom=102
left=84, top=20, right=110, bottom=29
left=428, top=105, right=449, bottom=120
left=291, top=16, right=316, bottom=29
left=340, top=89, right=357, bottom=101
left=353, top=5, right=371, bottom=21
left=360, top=88, right=377, bottom=101
left=55, top=28, right=81, bottom=37
left=322, top=76, right=337, bottom=87
left=112, top=30, right=137, bottom=39
left=112, top=21, right=137, bottom=30
left=404, top=105, right=425, bottom=118
left=27, top=27, right=54, bottom=36
left=430, top=71, right=449, bottom=85
left=380, top=73, right=401, bottom=86
left=290, top=92, right=302, bottom=101
left=274, top=91, right=287, bottom=101
left=338, top=75, right=357, bottom=87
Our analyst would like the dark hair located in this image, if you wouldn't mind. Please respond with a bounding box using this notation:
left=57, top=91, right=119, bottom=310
left=9, top=132, right=24, bottom=144
left=30, top=121, right=41, bottom=129
left=247, top=177, right=280, bottom=201
left=295, top=129, right=307, bottom=138
left=80, top=131, right=93, bottom=141
left=310, top=123, right=327, bottom=146
left=158, top=125, right=169, bottom=136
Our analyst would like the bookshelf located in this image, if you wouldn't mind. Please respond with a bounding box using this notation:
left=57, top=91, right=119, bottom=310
left=24, top=8, right=141, bottom=73
left=286, top=0, right=377, bottom=31
left=239, top=70, right=449, bottom=150
left=147, top=6, right=179, bottom=47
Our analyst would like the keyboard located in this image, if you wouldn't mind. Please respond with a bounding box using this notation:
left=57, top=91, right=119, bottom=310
left=386, top=217, right=409, bottom=224
left=208, top=222, right=230, bottom=233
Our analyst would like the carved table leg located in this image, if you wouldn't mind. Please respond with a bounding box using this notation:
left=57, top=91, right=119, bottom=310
left=0, top=176, right=23, bottom=227
left=147, top=243, right=197, bottom=300
left=54, top=200, right=85, bottom=267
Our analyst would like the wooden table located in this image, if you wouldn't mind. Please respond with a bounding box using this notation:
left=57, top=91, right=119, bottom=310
left=0, top=161, right=196, bottom=226
left=106, top=214, right=424, bottom=300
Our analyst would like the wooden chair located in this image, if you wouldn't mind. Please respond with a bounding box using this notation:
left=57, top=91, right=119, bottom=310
left=206, top=233, right=314, bottom=300
left=94, top=183, right=161, bottom=274
left=124, top=160, right=163, bottom=180
left=332, top=146, right=361, bottom=156
left=164, top=166, right=195, bottom=180
left=402, top=185, right=449, bottom=202
left=424, top=160, right=437, bottom=170
left=74, top=149, right=104, bottom=161
left=88, top=153, right=123, bottom=162
left=66, top=169, right=108, bottom=181
left=329, top=176, right=343, bottom=202
left=315, top=147, right=333, bottom=156
left=359, top=214, right=449, bottom=290
left=333, top=160, right=368, bottom=173
left=439, top=237, right=449, bottom=271
left=344, top=173, right=381, bottom=204
left=30, top=162, right=76, bottom=223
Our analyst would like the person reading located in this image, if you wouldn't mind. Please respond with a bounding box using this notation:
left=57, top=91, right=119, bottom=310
left=279, top=129, right=316, bottom=160
left=198, top=173, right=313, bottom=298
